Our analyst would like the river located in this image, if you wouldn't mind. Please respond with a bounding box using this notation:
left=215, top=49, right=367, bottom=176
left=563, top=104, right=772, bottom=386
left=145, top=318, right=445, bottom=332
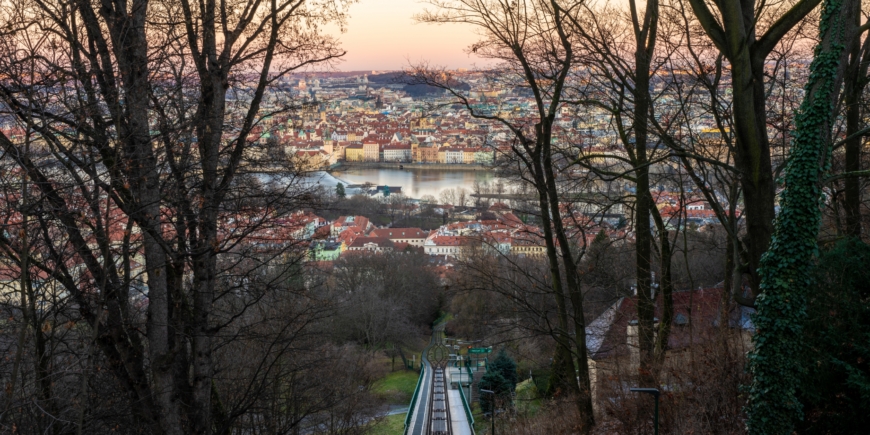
left=306, top=168, right=505, bottom=199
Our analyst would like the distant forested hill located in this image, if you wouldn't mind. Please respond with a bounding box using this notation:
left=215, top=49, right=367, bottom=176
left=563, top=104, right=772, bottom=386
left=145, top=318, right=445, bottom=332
left=368, top=72, right=471, bottom=97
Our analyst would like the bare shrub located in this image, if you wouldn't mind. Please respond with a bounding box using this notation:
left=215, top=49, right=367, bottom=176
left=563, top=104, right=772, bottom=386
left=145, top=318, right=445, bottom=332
left=509, top=396, right=587, bottom=435
left=508, top=327, right=749, bottom=435
left=595, top=328, right=750, bottom=435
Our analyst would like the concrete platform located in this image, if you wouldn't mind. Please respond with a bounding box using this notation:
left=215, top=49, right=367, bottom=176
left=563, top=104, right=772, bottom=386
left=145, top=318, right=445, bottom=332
left=448, top=389, right=473, bottom=435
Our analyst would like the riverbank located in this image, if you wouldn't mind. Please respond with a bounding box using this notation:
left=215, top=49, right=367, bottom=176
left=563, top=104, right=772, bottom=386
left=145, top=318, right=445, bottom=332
left=329, top=162, right=493, bottom=172
left=324, top=166, right=502, bottom=198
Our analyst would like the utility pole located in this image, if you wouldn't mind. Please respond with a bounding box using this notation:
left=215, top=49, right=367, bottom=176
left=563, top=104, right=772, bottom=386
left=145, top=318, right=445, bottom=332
left=481, top=389, right=495, bottom=435
left=630, top=387, right=660, bottom=435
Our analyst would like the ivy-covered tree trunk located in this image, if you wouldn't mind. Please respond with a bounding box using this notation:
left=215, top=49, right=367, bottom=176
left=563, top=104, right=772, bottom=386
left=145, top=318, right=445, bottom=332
left=747, top=0, right=857, bottom=432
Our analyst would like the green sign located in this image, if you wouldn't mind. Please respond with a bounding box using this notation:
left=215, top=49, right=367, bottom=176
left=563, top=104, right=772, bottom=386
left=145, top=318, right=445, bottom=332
left=468, top=348, right=491, bottom=354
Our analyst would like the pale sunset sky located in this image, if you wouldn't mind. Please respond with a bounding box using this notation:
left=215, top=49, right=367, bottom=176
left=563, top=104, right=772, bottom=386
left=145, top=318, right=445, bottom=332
left=332, top=0, right=484, bottom=71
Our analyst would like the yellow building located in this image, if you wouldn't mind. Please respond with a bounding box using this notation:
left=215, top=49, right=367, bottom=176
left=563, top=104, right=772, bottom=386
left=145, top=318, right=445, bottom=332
left=345, top=144, right=364, bottom=162
left=510, top=241, right=546, bottom=256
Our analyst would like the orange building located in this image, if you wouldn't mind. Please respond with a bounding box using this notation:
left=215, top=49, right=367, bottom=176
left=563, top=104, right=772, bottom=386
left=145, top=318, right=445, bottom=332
left=419, top=145, right=439, bottom=163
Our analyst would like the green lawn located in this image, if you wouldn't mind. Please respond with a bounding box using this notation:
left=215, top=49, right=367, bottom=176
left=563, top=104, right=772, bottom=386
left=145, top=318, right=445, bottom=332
left=515, top=379, right=543, bottom=414
left=434, top=312, right=454, bottom=326
left=372, top=370, right=421, bottom=405
left=368, top=412, right=406, bottom=435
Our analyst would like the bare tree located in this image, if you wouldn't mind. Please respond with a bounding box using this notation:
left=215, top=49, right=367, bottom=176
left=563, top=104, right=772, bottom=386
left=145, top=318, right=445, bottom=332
left=440, top=187, right=458, bottom=206
left=834, top=16, right=870, bottom=237
left=411, top=3, right=601, bottom=430
left=456, top=186, right=469, bottom=208
left=0, top=0, right=350, bottom=433
left=327, top=252, right=441, bottom=368
left=685, top=0, right=824, bottom=300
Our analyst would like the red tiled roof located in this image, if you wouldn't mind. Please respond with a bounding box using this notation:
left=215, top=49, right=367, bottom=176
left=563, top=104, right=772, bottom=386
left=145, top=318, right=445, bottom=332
left=369, top=228, right=427, bottom=239
left=588, top=288, right=727, bottom=361
left=430, top=236, right=471, bottom=246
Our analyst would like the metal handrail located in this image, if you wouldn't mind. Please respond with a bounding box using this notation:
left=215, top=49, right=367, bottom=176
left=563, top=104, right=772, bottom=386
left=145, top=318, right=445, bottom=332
left=403, top=364, right=425, bottom=434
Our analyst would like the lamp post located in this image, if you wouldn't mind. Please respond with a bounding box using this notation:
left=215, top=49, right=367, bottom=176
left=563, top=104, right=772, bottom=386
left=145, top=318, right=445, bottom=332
left=480, top=388, right=495, bottom=435
left=630, top=387, right=660, bottom=435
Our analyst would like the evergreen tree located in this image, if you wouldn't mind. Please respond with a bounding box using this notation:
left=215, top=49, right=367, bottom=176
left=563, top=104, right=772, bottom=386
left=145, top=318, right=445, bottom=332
left=478, top=370, right=512, bottom=413
left=488, top=349, right=518, bottom=391
left=593, top=229, right=608, bottom=245
left=336, top=182, right=346, bottom=199
left=616, top=216, right=627, bottom=229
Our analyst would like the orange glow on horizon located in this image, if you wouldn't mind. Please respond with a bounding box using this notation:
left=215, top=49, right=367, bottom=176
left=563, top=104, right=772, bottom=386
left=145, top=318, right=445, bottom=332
left=328, top=0, right=493, bottom=71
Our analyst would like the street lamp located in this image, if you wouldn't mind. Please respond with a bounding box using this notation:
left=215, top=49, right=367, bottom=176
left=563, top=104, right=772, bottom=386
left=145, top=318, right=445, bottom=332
left=630, top=387, right=660, bottom=435
left=480, top=388, right=495, bottom=435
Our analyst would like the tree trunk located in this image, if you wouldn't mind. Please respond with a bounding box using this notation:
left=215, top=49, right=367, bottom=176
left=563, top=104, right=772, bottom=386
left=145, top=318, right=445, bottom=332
left=843, top=10, right=867, bottom=237
left=533, top=169, right=579, bottom=400
left=686, top=0, right=823, bottom=303
left=723, top=226, right=736, bottom=328
left=541, top=122, right=595, bottom=430
left=732, top=60, right=777, bottom=301
left=634, top=34, right=656, bottom=391
left=397, top=346, right=410, bottom=370
left=649, top=206, right=674, bottom=378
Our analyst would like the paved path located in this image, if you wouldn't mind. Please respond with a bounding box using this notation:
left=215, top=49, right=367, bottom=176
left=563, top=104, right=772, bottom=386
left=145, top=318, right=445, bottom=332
left=447, top=389, right=473, bottom=435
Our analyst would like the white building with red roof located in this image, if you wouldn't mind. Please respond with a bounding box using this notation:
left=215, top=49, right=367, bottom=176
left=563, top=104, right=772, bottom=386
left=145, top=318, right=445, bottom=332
left=423, top=235, right=471, bottom=257
left=368, top=228, right=428, bottom=246
left=347, top=236, right=394, bottom=253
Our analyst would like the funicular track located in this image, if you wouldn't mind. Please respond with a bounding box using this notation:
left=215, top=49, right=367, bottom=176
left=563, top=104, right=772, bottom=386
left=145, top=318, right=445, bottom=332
left=407, top=325, right=472, bottom=435
left=425, top=327, right=452, bottom=435
left=427, top=365, right=452, bottom=435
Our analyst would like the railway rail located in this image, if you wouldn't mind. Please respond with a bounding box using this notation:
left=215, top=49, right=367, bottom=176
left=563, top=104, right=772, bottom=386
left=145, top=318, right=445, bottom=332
left=428, top=366, right=452, bottom=435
